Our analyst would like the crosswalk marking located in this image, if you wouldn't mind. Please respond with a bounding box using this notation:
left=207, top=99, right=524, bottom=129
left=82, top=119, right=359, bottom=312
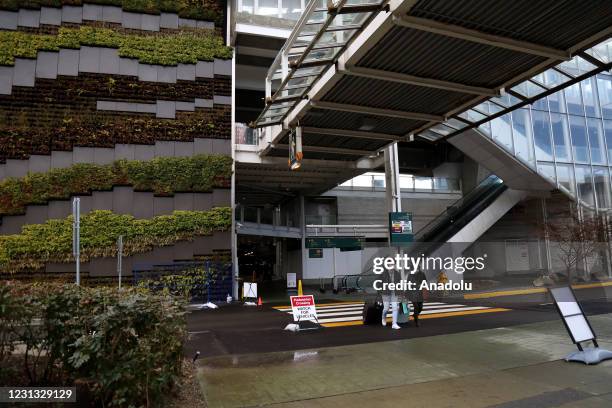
left=273, top=301, right=510, bottom=327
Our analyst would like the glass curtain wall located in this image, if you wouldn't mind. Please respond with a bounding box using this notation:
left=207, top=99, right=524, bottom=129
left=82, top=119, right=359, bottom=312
left=479, top=72, right=612, bottom=212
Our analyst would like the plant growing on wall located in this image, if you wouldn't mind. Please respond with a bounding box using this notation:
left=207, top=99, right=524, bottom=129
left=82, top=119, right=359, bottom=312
left=0, top=0, right=224, bottom=24
left=0, top=154, right=232, bottom=216
left=0, top=26, right=232, bottom=66
left=0, top=207, right=231, bottom=272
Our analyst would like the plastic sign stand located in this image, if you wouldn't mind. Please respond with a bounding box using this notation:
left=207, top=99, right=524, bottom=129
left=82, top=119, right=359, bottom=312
left=243, top=282, right=258, bottom=304
left=549, top=286, right=612, bottom=365
left=289, top=295, right=322, bottom=332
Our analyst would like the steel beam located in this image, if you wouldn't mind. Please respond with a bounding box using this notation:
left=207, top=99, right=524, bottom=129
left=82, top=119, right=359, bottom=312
left=311, top=100, right=444, bottom=122
left=338, top=64, right=498, bottom=96
left=393, top=16, right=570, bottom=61
left=303, top=126, right=402, bottom=141
left=273, top=143, right=374, bottom=156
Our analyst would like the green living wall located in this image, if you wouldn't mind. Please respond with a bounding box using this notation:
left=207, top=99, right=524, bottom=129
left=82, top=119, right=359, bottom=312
left=0, top=154, right=232, bottom=215
left=0, top=26, right=232, bottom=66
left=0, top=0, right=223, bottom=23
left=0, top=207, right=232, bottom=272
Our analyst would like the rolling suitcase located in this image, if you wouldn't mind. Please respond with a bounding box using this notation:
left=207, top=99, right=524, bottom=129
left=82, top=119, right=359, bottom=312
left=362, top=299, right=383, bottom=325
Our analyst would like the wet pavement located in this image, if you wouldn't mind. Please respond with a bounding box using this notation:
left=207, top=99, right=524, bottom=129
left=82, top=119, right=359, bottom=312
left=195, top=313, right=612, bottom=407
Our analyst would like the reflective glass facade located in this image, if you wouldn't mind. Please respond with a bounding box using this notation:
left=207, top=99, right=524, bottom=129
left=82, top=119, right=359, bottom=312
left=480, top=72, right=612, bottom=211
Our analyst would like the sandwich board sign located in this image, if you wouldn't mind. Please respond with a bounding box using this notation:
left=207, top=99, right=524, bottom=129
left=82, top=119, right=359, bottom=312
left=290, top=295, right=318, bottom=323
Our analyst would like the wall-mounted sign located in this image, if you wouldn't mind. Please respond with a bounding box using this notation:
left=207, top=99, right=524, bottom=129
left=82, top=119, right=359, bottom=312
left=309, top=248, right=323, bottom=258
left=306, top=237, right=364, bottom=249
left=287, top=273, right=297, bottom=288
left=389, top=212, right=413, bottom=246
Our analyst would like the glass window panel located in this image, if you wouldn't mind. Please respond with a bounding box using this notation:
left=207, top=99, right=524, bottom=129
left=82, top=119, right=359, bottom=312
left=593, top=167, right=611, bottom=208
left=491, top=113, right=513, bottom=152
left=537, top=162, right=556, bottom=183
left=597, top=75, right=612, bottom=119
left=258, top=0, right=280, bottom=16
left=548, top=90, right=566, bottom=113
left=556, top=163, right=575, bottom=195
left=414, top=177, right=433, bottom=190
left=582, top=77, right=601, bottom=118
left=399, top=175, right=414, bottom=189
left=575, top=165, right=595, bottom=207
left=352, top=174, right=372, bottom=187
left=604, top=119, right=612, bottom=164
left=564, top=83, right=584, bottom=116
left=512, top=109, right=534, bottom=164
left=551, top=113, right=571, bottom=162
left=240, top=0, right=254, bottom=13
left=585, top=39, right=612, bottom=63
left=511, top=80, right=547, bottom=99
left=532, top=110, right=554, bottom=161
left=569, top=115, right=589, bottom=163
left=587, top=118, right=606, bottom=165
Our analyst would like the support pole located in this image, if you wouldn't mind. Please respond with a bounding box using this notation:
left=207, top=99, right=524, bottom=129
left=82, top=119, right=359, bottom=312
left=117, top=235, right=123, bottom=289
left=72, top=197, right=81, bottom=286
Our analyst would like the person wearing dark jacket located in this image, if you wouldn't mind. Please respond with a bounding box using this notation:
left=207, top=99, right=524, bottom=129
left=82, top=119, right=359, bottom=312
left=408, top=269, right=427, bottom=327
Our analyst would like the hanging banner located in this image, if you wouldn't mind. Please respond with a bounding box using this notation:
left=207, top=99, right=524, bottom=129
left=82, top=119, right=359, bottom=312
left=288, top=126, right=303, bottom=170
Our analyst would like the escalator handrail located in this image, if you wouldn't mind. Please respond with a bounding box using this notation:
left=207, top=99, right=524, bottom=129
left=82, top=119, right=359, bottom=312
left=414, top=174, right=503, bottom=242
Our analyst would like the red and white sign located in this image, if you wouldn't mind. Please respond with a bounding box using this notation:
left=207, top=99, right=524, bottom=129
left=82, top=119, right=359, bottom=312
left=290, top=295, right=318, bottom=322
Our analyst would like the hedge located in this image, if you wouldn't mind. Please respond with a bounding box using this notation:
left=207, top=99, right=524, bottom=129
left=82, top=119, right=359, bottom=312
left=0, top=25, right=232, bottom=66
left=0, top=154, right=232, bottom=216
left=0, top=282, right=187, bottom=406
left=0, top=207, right=231, bottom=272
left=0, top=0, right=223, bottom=23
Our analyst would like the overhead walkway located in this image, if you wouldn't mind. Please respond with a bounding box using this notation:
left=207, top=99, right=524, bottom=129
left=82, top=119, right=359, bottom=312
left=254, top=0, right=612, bottom=160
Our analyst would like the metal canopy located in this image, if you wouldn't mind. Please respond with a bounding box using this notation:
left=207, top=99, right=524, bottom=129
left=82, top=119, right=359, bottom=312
left=254, top=0, right=612, bottom=156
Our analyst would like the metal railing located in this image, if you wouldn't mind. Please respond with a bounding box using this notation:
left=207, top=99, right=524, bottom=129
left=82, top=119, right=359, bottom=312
left=338, top=173, right=462, bottom=193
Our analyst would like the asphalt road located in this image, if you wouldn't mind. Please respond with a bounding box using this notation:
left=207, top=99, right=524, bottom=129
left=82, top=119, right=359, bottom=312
left=185, top=288, right=612, bottom=359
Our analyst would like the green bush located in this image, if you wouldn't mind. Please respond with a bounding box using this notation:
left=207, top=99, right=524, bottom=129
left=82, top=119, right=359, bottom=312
left=0, top=0, right=223, bottom=23
left=0, top=25, right=232, bottom=66
left=0, top=207, right=231, bottom=272
left=0, top=282, right=187, bottom=406
left=0, top=154, right=232, bottom=216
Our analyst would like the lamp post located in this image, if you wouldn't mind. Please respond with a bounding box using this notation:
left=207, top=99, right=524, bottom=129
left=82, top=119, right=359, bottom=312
left=72, top=197, right=80, bottom=285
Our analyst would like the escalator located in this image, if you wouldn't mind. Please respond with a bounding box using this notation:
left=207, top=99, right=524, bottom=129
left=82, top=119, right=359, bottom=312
left=409, top=174, right=507, bottom=257
left=359, top=174, right=523, bottom=282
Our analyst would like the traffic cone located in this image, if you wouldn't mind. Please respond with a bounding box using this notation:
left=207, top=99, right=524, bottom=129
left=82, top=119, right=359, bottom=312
left=257, top=296, right=263, bottom=306
left=298, top=279, right=303, bottom=296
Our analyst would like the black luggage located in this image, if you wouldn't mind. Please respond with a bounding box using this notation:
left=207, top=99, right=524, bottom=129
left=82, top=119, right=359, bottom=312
left=362, top=300, right=383, bottom=325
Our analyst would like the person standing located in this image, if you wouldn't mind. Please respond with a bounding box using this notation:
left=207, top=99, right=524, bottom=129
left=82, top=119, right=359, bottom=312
left=408, top=269, right=427, bottom=327
left=380, top=266, right=401, bottom=329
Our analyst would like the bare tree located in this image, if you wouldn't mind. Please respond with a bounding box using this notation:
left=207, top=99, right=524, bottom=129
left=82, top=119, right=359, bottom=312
left=541, top=207, right=611, bottom=282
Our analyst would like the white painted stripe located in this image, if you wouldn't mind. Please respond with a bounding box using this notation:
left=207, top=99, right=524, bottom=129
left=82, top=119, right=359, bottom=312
left=275, top=301, right=448, bottom=312
left=278, top=303, right=479, bottom=314
left=420, top=306, right=489, bottom=314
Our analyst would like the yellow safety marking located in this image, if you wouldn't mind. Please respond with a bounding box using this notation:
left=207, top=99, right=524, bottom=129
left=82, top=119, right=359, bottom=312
left=321, top=307, right=510, bottom=328
left=464, top=281, right=612, bottom=300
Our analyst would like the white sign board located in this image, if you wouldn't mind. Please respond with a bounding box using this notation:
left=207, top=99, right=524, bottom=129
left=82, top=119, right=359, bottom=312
left=243, top=282, right=257, bottom=299
left=287, top=273, right=297, bottom=288
left=290, top=295, right=317, bottom=322
left=550, top=286, right=595, bottom=344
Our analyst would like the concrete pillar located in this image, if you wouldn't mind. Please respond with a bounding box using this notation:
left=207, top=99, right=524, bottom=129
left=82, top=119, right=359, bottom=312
left=299, top=194, right=306, bottom=281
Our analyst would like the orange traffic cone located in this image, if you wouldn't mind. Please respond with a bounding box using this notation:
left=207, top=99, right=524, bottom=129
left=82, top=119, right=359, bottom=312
left=257, top=296, right=263, bottom=306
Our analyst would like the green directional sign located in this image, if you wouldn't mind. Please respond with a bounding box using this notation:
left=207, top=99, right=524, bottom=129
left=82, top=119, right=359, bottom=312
left=305, top=237, right=364, bottom=249
left=389, top=212, right=414, bottom=246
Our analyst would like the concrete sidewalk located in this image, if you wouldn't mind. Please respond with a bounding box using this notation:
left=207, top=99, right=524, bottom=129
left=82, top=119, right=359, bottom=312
left=196, top=314, right=612, bottom=407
